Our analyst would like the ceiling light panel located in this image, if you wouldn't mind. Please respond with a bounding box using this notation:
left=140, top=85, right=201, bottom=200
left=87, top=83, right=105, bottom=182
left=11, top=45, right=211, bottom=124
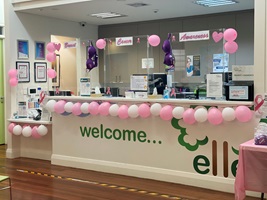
left=91, top=12, right=126, bottom=19
left=194, top=0, right=238, bottom=7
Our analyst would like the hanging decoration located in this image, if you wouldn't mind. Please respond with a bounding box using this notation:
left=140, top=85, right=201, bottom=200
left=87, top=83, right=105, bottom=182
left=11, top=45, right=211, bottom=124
left=162, top=33, right=175, bottom=71
left=148, top=35, right=160, bottom=47
left=8, top=69, right=18, bottom=87
left=223, top=28, right=238, bottom=54
left=86, top=41, right=98, bottom=72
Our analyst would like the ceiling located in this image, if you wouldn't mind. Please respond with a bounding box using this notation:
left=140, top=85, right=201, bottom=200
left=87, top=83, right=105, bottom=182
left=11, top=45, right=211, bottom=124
left=13, top=0, right=254, bottom=26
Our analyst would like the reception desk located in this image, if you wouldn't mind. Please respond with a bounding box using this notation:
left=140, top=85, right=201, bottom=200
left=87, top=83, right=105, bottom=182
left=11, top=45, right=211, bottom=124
left=7, top=96, right=256, bottom=194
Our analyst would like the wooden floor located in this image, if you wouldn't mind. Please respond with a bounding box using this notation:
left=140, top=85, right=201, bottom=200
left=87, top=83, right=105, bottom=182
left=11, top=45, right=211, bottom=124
left=0, top=145, right=260, bottom=200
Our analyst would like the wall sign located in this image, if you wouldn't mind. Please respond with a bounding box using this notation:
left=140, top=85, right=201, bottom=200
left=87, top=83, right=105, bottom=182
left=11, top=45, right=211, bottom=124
left=179, top=30, right=209, bottom=42
left=116, top=37, right=133, bottom=46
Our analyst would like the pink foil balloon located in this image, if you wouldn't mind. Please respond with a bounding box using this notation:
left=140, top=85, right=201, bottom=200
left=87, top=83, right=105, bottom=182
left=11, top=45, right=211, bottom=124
left=88, top=101, right=99, bottom=115
left=138, top=103, right=151, bottom=118
left=235, top=106, right=252, bottom=122
left=72, top=102, right=82, bottom=116
left=98, top=102, right=111, bottom=116
left=182, top=108, right=196, bottom=125
left=96, top=39, right=106, bottom=49
left=32, top=126, right=42, bottom=139
left=223, top=28, right=238, bottom=41
left=118, top=105, right=129, bottom=119
left=46, top=52, right=56, bottom=62
left=46, top=42, right=56, bottom=52
left=207, top=108, right=223, bottom=125
left=148, top=35, right=160, bottom=47
left=160, top=105, right=173, bottom=121
left=224, top=41, right=238, bottom=54
left=8, top=69, right=17, bottom=78
left=9, top=78, right=18, bottom=87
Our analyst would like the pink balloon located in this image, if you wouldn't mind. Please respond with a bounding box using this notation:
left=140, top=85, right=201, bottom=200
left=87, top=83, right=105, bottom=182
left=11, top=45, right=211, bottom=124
left=88, top=101, right=99, bottom=115
left=47, top=68, right=57, bottom=78
left=224, top=28, right=237, bottom=41
left=46, top=42, right=56, bottom=52
left=46, top=52, right=56, bottom=62
left=32, top=126, right=42, bottom=139
left=182, top=108, right=196, bottom=125
left=160, top=105, right=173, bottom=121
left=98, top=102, right=111, bottom=116
left=235, top=106, right=252, bottom=122
left=72, top=102, right=82, bottom=116
left=54, top=100, right=66, bottom=114
left=8, top=69, right=17, bottom=78
left=96, top=39, right=106, bottom=49
left=118, top=105, right=129, bottom=119
left=8, top=123, right=15, bottom=134
left=138, top=103, right=151, bottom=118
left=212, top=31, right=223, bottom=43
left=208, top=108, right=223, bottom=125
left=9, top=78, right=18, bottom=87
left=224, top=41, right=238, bottom=54
left=148, top=35, right=160, bottom=47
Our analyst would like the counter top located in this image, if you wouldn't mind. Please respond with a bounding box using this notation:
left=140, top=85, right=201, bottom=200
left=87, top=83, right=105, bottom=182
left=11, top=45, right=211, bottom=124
left=46, top=96, right=253, bottom=107
left=8, top=118, right=52, bottom=125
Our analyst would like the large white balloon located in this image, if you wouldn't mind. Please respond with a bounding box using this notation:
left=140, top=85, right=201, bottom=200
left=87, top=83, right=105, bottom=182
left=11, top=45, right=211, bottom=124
left=13, top=125, right=22, bottom=136
left=172, top=106, right=185, bottom=119
left=45, top=100, right=57, bottom=112
left=80, top=102, right=90, bottom=114
left=109, top=104, right=119, bottom=117
left=128, top=105, right=139, bottom=118
left=64, top=102, right=74, bottom=113
left=37, top=125, right=48, bottom=136
left=22, top=126, right=32, bottom=137
left=194, top=108, right=208, bottom=123
left=222, top=107, right=236, bottom=121
left=150, top=103, right=162, bottom=116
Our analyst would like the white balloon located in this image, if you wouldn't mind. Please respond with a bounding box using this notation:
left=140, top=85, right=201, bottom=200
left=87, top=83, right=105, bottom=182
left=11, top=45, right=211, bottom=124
left=80, top=102, right=89, bottom=114
left=64, top=102, right=74, bottom=113
left=37, top=125, right=48, bottom=136
left=222, top=107, right=236, bottom=121
left=109, top=104, right=119, bottom=117
left=150, top=103, right=162, bottom=116
left=22, top=126, right=32, bottom=137
left=45, top=100, right=57, bottom=112
left=172, top=106, right=185, bottom=119
left=13, top=125, right=22, bottom=136
left=194, top=108, right=208, bottom=123
left=128, top=105, right=139, bottom=118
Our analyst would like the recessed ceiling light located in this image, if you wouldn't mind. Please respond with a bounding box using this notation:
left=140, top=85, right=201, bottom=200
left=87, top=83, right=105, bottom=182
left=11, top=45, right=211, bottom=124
left=91, top=12, right=126, bottom=19
left=193, top=0, right=238, bottom=7
left=127, top=3, right=149, bottom=7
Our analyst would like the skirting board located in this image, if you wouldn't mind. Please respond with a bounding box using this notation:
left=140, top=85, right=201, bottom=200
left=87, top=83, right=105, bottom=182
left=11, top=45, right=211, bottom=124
left=51, top=154, right=235, bottom=193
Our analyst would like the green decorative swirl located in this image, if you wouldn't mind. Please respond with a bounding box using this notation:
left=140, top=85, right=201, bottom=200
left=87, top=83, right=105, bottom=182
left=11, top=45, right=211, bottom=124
left=171, top=118, right=208, bottom=151
left=231, top=146, right=239, bottom=155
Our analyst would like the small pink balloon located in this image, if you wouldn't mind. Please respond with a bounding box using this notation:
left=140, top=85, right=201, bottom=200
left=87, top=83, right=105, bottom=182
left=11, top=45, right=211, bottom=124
left=224, top=41, right=238, bottom=54
left=182, top=108, right=196, bottom=125
left=160, top=105, right=173, bottom=121
left=8, top=69, right=17, bottom=78
left=47, top=68, right=57, bottom=78
left=8, top=123, right=15, bottom=134
left=46, top=42, right=56, bottom=52
left=54, top=100, right=66, bottom=114
left=118, top=105, right=129, bottom=119
left=224, top=28, right=238, bottom=41
left=235, top=106, right=252, bottom=122
left=148, top=35, right=160, bottom=47
left=96, top=39, right=106, bottom=49
left=138, top=103, right=151, bottom=118
left=9, top=78, right=18, bottom=87
left=54, top=43, right=61, bottom=51
left=46, top=52, right=56, bottom=62
left=98, top=102, right=111, bottom=116
left=88, top=101, right=99, bottom=115
left=72, top=102, right=82, bottom=116
left=208, top=108, right=223, bottom=125
left=32, top=126, right=42, bottom=139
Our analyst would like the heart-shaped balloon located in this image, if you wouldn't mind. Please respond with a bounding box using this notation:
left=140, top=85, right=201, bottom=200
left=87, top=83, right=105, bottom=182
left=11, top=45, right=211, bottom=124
left=54, top=43, right=61, bottom=51
left=212, top=31, right=223, bottom=43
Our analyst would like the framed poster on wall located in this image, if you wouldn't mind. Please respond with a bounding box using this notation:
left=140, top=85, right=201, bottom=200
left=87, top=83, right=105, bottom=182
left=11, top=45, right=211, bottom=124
left=35, top=41, right=45, bottom=60
left=16, top=61, right=30, bottom=83
left=17, top=40, right=29, bottom=59
left=34, top=62, right=47, bottom=83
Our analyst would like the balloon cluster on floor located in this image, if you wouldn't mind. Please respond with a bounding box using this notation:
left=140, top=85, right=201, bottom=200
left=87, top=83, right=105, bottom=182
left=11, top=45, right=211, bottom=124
left=8, top=123, right=48, bottom=138
left=45, top=100, right=253, bottom=125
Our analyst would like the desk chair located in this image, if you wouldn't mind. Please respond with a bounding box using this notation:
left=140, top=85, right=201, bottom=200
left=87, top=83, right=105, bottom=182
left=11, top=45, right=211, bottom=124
left=0, top=175, right=12, bottom=199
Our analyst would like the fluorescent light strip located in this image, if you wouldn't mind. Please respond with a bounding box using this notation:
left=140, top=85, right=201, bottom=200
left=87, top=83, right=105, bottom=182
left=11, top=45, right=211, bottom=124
left=91, top=12, right=124, bottom=19
left=194, top=0, right=238, bottom=7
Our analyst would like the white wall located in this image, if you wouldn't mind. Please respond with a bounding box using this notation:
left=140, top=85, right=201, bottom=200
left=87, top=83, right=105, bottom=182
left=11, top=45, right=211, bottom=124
left=4, top=0, right=98, bottom=152
left=0, top=0, right=4, bottom=26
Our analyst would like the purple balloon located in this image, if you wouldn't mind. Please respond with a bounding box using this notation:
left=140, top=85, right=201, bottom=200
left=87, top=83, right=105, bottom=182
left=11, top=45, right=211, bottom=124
left=86, top=42, right=98, bottom=71
left=164, top=53, right=175, bottom=67
left=162, top=33, right=172, bottom=53
left=88, top=42, right=97, bottom=59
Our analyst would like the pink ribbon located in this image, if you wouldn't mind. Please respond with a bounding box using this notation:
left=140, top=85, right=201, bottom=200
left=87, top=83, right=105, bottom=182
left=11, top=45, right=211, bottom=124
left=106, top=87, right=111, bottom=95
left=170, top=88, right=176, bottom=97
left=254, top=94, right=264, bottom=112
left=172, top=35, right=176, bottom=42
left=55, top=87, right=60, bottom=94
left=39, top=91, right=45, bottom=104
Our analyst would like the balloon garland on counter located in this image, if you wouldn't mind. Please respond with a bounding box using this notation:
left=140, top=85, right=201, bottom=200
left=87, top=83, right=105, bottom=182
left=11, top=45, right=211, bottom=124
left=45, top=99, right=253, bottom=125
left=8, top=123, right=48, bottom=138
